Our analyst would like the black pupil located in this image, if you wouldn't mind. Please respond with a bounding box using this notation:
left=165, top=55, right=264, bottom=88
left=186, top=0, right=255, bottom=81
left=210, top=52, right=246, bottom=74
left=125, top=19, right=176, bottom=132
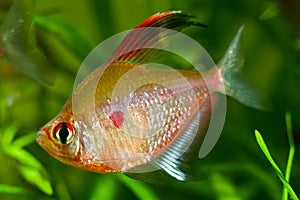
left=58, top=123, right=70, bottom=144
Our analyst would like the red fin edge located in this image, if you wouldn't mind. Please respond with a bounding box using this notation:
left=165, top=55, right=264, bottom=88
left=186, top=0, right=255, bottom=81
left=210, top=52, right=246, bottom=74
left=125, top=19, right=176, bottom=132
left=109, top=11, right=207, bottom=63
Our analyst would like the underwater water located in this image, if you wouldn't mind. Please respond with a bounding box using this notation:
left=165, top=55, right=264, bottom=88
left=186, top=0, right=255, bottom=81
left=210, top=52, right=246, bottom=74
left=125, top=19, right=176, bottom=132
left=0, top=0, right=299, bottom=199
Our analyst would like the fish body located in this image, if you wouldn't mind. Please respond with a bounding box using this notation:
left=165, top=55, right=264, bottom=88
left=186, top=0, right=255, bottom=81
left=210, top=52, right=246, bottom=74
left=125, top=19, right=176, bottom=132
left=39, top=62, right=215, bottom=172
left=37, top=11, right=261, bottom=181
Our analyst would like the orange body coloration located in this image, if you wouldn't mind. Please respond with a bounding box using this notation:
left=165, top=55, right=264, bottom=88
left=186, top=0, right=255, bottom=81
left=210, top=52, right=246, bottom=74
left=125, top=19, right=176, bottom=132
left=37, top=11, right=261, bottom=182
left=38, top=62, right=215, bottom=171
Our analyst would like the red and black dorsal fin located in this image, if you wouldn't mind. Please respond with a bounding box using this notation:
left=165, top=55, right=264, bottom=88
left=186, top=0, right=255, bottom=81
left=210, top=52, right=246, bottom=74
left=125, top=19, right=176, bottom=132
left=109, top=11, right=207, bottom=63
left=135, top=11, right=206, bottom=29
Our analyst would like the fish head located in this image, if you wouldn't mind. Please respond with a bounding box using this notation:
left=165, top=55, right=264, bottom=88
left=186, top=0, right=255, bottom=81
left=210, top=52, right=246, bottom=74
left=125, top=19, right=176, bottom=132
left=37, top=111, right=81, bottom=165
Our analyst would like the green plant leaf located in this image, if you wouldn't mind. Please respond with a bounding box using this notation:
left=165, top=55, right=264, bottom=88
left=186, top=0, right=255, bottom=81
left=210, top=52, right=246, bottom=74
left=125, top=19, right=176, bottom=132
left=210, top=173, right=242, bottom=200
left=53, top=176, right=71, bottom=200
left=117, top=174, right=159, bottom=200
left=33, top=15, right=94, bottom=60
left=0, top=184, right=27, bottom=195
left=254, top=130, right=298, bottom=200
left=282, top=112, right=296, bottom=200
left=11, top=132, right=36, bottom=148
left=90, top=176, right=117, bottom=200
left=0, top=124, right=19, bottom=146
left=19, top=165, right=53, bottom=195
left=2, top=146, right=43, bottom=169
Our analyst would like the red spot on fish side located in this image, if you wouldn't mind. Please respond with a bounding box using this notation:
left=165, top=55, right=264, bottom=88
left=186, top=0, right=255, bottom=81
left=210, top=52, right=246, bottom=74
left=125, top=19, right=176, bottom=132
left=109, top=111, right=124, bottom=128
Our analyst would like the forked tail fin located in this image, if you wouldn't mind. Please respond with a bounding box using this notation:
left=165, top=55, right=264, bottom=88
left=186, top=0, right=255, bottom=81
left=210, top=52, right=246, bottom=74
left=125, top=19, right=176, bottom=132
left=219, top=26, right=264, bottom=110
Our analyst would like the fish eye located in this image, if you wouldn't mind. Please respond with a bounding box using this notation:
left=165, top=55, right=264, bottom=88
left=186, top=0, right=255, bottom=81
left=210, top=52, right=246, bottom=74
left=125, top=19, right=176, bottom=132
left=52, top=122, right=75, bottom=144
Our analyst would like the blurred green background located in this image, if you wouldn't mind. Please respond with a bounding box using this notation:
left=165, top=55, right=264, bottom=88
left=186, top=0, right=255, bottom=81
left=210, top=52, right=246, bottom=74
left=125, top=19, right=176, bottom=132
left=0, top=0, right=300, bottom=199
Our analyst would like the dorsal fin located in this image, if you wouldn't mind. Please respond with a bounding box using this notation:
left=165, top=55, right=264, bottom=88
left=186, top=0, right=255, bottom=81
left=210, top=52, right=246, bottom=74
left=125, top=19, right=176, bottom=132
left=109, top=11, right=207, bottom=63
left=134, top=11, right=205, bottom=29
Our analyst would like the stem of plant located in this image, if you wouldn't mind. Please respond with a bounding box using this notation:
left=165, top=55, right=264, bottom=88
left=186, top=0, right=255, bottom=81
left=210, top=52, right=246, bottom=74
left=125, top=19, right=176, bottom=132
left=282, top=112, right=295, bottom=200
left=254, top=130, right=298, bottom=200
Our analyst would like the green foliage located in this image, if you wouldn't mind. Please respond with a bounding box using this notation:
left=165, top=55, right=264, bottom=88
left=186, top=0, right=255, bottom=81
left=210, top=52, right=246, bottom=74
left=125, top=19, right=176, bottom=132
left=89, top=175, right=118, bottom=200
left=210, top=173, right=241, bottom=200
left=117, top=174, right=159, bottom=200
left=255, top=112, right=298, bottom=200
left=283, top=112, right=296, bottom=200
left=33, top=15, right=95, bottom=60
left=19, top=165, right=52, bottom=195
left=0, top=124, right=53, bottom=196
left=0, top=184, right=27, bottom=195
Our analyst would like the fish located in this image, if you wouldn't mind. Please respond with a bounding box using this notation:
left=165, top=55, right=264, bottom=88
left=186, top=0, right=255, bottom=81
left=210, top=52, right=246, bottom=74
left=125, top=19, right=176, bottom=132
left=0, top=0, right=54, bottom=86
left=37, top=11, right=262, bottom=182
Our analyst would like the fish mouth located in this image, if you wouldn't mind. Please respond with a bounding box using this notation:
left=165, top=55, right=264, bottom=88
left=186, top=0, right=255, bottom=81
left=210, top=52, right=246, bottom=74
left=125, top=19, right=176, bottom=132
left=36, top=129, right=48, bottom=148
left=36, top=130, right=62, bottom=158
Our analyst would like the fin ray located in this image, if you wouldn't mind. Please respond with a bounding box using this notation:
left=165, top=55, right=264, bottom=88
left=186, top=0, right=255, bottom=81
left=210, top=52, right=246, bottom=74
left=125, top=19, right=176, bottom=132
left=0, top=0, right=54, bottom=86
left=219, top=26, right=264, bottom=110
left=109, top=11, right=206, bottom=64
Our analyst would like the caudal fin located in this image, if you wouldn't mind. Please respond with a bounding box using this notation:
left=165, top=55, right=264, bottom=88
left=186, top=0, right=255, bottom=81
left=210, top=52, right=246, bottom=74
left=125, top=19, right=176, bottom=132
left=0, top=0, right=54, bottom=86
left=219, top=26, right=264, bottom=110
